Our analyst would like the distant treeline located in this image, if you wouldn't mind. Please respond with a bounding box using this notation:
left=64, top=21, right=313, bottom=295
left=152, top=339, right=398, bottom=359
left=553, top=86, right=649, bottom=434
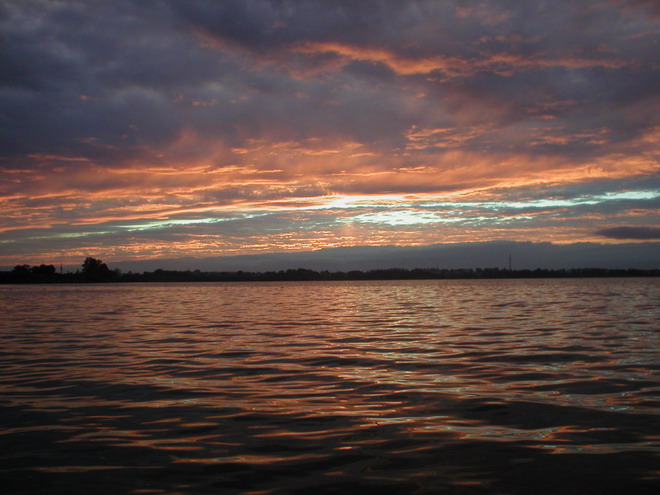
left=1, top=257, right=658, bottom=283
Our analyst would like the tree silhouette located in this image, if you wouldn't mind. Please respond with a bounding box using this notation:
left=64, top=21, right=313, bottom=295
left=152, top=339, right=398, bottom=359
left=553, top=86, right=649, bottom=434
left=32, top=264, right=56, bottom=276
left=82, top=257, right=112, bottom=281
left=13, top=264, right=31, bottom=275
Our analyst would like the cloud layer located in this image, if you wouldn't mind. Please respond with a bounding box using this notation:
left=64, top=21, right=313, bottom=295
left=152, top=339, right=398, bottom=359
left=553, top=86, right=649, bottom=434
left=1, top=0, right=659, bottom=265
left=596, top=226, right=660, bottom=239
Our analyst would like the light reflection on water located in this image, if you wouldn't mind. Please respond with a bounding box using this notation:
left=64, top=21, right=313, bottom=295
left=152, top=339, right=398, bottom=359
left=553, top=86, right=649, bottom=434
left=0, top=278, right=658, bottom=494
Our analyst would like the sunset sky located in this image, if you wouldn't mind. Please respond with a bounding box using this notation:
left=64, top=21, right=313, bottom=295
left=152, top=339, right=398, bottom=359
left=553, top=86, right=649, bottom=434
left=1, top=0, right=659, bottom=268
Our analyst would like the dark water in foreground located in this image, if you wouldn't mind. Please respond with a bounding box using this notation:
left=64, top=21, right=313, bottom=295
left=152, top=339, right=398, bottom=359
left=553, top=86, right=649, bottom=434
left=1, top=279, right=658, bottom=494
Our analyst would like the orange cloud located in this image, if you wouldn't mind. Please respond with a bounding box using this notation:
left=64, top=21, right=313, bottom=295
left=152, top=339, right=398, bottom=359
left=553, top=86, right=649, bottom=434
left=290, top=42, right=632, bottom=79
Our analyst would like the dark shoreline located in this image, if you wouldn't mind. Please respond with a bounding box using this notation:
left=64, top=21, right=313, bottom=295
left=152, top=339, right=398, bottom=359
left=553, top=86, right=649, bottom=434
left=2, top=266, right=659, bottom=284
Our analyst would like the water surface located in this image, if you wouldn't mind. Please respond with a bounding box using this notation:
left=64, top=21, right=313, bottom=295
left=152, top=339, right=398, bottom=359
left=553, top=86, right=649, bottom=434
left=1, top=279, right=658, bottom=493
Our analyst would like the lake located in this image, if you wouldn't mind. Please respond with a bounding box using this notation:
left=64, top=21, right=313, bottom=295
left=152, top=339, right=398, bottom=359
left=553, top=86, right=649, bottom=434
left=1, top=278, right=658, bottom=494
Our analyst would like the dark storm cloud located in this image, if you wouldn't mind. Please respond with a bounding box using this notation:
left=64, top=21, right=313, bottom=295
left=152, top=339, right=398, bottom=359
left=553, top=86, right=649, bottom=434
left=595, top=226, right=660, bottom=239
left=2, top=0, right=658, bottom=165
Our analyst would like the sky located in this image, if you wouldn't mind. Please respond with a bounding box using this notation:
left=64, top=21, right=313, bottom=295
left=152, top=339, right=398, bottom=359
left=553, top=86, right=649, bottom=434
left=1, top=0, right=659, bottom=269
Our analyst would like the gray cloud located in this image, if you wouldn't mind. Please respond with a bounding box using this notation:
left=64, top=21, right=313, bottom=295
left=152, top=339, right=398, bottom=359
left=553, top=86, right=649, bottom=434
left=1, top=0, right=658, bottom=165
left=595, top=226, right=660, bottom=239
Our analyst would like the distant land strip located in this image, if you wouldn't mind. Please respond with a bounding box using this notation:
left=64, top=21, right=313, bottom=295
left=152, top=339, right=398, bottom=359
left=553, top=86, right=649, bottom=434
left=2, top=258, right=658, bottom=283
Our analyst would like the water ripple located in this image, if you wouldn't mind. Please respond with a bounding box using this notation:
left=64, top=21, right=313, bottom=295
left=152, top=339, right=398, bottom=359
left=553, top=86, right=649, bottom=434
left=1, top=278, right=658, bottom=494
